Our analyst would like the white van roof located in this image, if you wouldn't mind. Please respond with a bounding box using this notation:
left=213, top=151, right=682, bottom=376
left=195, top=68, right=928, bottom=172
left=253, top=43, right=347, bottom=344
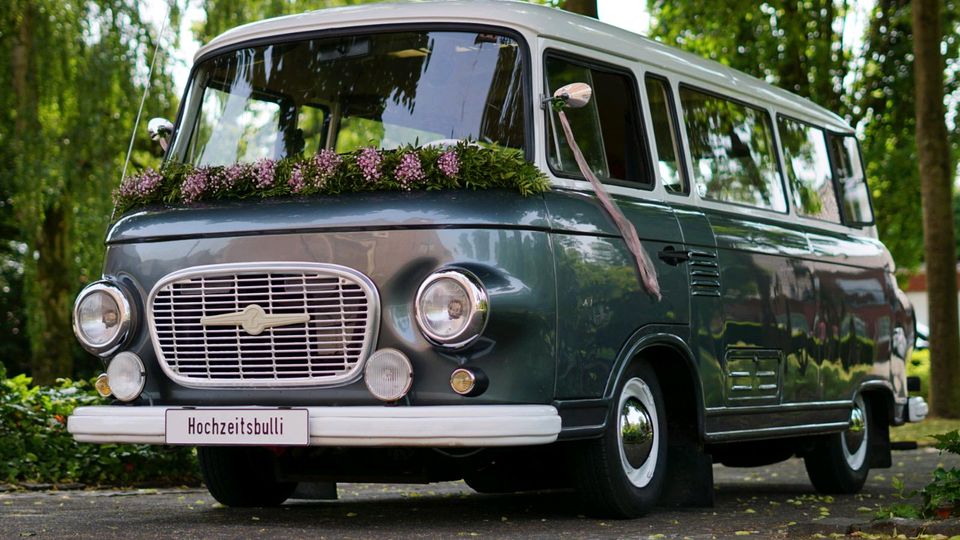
left=196, top=0, right=852, bottom=132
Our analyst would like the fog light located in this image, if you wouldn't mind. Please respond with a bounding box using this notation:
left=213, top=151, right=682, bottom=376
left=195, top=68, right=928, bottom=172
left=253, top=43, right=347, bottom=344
left=106, top=352, right=145, bottom=402
left=364, top=348, right=413, bottom=402
left=450, top=368, right=476, bottom=395
left=94, top=373, right=112, bottom=397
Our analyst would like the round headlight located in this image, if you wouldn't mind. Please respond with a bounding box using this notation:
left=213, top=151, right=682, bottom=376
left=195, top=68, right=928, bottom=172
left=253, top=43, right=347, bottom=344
left=73, top=281, right=133, bottom=356
left=415, top=270, right=488, bottom=348
left=106, top=351, right=145, bottom=402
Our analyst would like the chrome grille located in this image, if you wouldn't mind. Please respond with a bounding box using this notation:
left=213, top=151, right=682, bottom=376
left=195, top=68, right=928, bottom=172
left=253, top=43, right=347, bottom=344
left=148, top=263, right=379, bottom=388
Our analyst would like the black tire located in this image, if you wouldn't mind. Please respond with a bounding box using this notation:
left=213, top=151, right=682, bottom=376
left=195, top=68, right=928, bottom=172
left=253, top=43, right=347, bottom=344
left=570, top=361, right=668, bottom=518
left=803, top=394, right=872, bottom=494
left=198, top=446, right=297, bottom=507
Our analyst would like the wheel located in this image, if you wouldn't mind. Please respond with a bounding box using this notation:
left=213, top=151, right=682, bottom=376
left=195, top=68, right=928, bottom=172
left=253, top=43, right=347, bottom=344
left=803, top=393, right=872, bottom=494
left=571, top=362, right=668, bottom=518
left=198, top=447, right=297, bottom=507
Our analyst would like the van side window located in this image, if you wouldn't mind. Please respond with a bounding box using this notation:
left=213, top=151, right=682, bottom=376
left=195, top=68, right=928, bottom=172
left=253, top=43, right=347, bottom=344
left=777, top=117, right=840, bottom=222
left=644, top=75, right=686, bottom=194
left=545, top=55, right=652, bottom=186
left=679, top=86, right=787, bottom=212
left=829, top=135, right=874, bottom=225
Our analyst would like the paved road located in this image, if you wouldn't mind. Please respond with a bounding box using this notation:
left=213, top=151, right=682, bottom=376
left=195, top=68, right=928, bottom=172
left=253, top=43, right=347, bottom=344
left=2, top=448, right=959, bottom=539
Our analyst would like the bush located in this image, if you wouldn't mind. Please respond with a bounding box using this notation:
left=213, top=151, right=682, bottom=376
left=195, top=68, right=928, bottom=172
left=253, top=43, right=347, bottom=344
left=881, top=429, right=960, bottom=519
left=908, top=349, right=930, bottom=401
left=921, top=431, right=960, bottom=517
left=0, top=363, right=198, bottom=486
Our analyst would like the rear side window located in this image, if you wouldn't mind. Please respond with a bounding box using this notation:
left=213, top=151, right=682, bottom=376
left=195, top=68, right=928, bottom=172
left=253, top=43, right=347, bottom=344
left=545, top=54, right=652, bottom=186
left=777, top=117, right=840, bottom=222
left=829, top=135, right=874, bottom=225
left=645, top=75, right=686, bottom=194
left=679, top=86, right=787, bottom=212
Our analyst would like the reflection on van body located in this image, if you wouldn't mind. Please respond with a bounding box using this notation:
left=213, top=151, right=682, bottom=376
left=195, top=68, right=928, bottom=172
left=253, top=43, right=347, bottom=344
left=68, top=2, right=925, bottom=518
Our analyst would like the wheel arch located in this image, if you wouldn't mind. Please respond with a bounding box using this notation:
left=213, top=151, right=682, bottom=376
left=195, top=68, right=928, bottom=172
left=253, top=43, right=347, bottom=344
left=604, top=327, right=706, bottom=443
left=857, top=380, right=896, bottom=425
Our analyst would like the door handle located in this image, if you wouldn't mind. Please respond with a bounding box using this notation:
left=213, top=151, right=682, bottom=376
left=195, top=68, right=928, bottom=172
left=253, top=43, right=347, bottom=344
left=658, top=246, right=690, bottom=265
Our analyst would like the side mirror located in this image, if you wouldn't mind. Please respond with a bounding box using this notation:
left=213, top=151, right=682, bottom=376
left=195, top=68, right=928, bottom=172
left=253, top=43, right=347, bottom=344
left=147, top=117, right=174, bottom=151
left=552, top=82, right=592, bottom=109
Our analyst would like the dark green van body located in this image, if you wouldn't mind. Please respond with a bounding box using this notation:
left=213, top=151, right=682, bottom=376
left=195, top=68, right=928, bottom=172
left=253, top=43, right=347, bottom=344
left=103, top=183, right=910, bottom=439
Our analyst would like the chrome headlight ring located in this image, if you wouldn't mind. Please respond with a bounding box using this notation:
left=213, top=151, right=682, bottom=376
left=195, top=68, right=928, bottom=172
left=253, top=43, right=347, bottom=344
left=72, top=280, right=134, bottom=357
left=415, top=269, right=489, bottom=349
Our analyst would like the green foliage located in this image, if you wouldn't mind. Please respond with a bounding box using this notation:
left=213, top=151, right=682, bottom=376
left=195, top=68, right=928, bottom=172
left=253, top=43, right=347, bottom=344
left=0, top=1, right=181, bottom=381
left=114, top=144, right=550, bottom=215
left=920, top=430, right=960, bottom=517
left=648, top=0, right=848, bottom=113
left=880, top=429, right=960, bottom=519
left=196, top=0, right=373, bottom=43
left=909, top=349, right=930, bottom=402
left=0, top=363, right=198, bottom=486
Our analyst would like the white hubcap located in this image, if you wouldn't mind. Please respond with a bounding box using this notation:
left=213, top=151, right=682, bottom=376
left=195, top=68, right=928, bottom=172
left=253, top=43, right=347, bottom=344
left=841, top=394, right=868, bottom=470
left=617, top=377, right=659, bottom=488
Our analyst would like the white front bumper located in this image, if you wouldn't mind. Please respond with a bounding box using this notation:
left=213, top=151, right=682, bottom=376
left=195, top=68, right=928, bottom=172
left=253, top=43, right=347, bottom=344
left=68, top=405, right=561, bottom=447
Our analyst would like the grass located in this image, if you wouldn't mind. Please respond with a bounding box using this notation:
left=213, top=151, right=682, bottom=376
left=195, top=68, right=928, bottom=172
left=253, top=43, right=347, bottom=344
left=891, top=417, right=960, bottom=446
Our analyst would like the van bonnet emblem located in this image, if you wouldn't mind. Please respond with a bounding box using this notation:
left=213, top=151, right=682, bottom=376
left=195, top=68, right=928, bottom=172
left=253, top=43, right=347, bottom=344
left=200, top=305, right=310, bottom=335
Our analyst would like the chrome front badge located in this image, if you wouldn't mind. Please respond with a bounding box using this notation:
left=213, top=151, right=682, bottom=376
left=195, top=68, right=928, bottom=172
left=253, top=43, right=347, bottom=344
left=200, top=304, right=310, bottom=336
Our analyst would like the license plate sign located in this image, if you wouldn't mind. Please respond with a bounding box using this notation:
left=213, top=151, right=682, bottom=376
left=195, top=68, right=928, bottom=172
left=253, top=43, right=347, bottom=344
left=165, top=408, right=309, bottom=446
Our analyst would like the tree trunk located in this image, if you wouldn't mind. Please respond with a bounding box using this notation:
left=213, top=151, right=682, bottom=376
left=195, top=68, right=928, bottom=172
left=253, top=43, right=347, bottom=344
left=11, top=4, right=76, bottom=383
left=563, top=0, right=598, bottom=18
left=32, top=202, right=75, bottom=384
left=913, top=0, right=960, bottom=417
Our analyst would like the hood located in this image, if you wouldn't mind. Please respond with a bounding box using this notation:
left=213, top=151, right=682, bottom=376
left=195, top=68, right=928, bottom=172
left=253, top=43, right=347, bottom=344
left=106, top=190, right=551, bottom=244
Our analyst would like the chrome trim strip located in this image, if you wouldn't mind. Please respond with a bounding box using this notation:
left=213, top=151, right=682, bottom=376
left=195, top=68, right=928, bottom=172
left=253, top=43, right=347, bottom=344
left=146, top=262, right=380, bottom=389
left=704, top=400, right=850, bottom=416
left=704, top=421, right=850, bottom=442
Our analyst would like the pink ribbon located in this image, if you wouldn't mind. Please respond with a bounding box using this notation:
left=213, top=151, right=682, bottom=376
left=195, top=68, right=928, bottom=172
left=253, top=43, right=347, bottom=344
left=557, top=110, right=662, bottom=300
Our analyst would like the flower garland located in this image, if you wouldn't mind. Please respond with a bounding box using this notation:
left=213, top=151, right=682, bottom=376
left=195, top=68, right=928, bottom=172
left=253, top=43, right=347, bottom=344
left=114, top=143, right=549, bottom=215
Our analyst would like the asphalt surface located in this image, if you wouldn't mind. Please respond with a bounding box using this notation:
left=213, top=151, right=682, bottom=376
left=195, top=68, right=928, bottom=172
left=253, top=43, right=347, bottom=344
left=2, top=447, right=959, bottom=539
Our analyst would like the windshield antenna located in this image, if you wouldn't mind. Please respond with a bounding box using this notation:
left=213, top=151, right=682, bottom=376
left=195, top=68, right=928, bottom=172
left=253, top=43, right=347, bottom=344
left=118, top=1, right=172, bottom=192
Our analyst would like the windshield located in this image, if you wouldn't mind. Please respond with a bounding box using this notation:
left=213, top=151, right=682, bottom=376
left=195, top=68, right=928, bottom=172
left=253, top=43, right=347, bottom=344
left=170, top=30, right=527, bottom=166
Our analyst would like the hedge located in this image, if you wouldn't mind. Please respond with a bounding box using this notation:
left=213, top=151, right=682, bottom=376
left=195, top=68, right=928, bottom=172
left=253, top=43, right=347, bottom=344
left=0, top=364, right=197, bottom=486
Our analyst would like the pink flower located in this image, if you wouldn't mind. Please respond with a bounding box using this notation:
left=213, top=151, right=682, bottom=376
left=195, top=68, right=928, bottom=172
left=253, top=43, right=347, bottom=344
left=437, top=150, right=460, bottom=178
left=313, top=150, right=342, bottom=178
left=356, top=147, right=382, bottom=183
left=395, top=152, right=424, bottom=190
left=115, top=169, right=163, bottom=204
left=220, top=163, right=247, bottom=189
left=253, top=159, right=275, bottom=188
left=288, top=163, right=306, bottom=193
left=181, top=168, right=211, bottom=203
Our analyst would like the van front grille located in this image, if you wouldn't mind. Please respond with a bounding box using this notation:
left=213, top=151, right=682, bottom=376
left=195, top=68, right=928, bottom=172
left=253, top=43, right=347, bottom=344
left=147, top=263, right=379, bottom=388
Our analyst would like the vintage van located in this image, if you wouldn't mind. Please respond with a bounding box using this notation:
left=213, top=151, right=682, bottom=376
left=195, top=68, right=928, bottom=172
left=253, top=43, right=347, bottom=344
left=68, top=0, right=928, bottom=518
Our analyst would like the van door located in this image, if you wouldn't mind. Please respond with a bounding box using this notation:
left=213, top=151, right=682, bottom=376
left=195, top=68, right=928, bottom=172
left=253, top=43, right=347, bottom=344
left=541, top=48, right=689, bottom=399
left=643, top=74, right=725, bottom=410
left=675, top=85, right=813, bottom=420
